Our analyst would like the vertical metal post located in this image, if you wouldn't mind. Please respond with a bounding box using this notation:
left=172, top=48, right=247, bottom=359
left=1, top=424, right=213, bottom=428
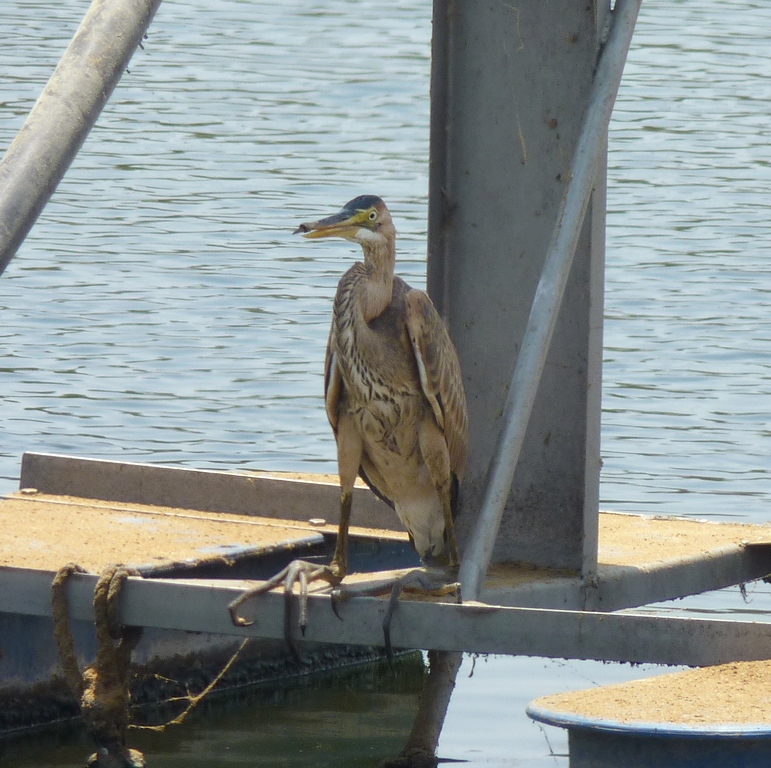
left=0, top=0, right=163, bottom=277
left=428, top=0, right=613, bottom=575
left=457, top=0, right=643, bottom=600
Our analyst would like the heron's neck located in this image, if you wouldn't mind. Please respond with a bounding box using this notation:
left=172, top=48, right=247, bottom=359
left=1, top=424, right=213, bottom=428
left=359, top=237, right=395, bottom=322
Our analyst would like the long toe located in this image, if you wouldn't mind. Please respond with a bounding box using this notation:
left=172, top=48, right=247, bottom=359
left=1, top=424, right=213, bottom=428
left=327, top=567, right=461, bottom=662
left=228, top=559, right=343, bottom=642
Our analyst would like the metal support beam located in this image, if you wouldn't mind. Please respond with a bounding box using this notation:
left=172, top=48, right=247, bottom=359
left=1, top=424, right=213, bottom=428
left=3, top=567, right=771, bottom=668
left=17, top=452, right=771, bottom=612
left=481, top=544, right=771, bottom=612
left=458, top=0, right=642, bottom=600
left=0, top=0, right=163, bottom=277
left=428, top=0, right=612, bottom=576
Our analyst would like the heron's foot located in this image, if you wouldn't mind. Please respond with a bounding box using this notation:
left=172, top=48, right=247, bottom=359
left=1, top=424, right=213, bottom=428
left=331, top=567, right=461, bottom=662
left=228, top=559, right=344, bottom=656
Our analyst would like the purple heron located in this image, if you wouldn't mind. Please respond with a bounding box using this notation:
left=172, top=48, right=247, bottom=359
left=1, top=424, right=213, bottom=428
left=230, top=196, right=468, bottom=648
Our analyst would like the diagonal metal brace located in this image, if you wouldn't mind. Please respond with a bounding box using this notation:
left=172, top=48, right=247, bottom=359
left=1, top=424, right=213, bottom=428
left=0, top=0, right=163, bottom=277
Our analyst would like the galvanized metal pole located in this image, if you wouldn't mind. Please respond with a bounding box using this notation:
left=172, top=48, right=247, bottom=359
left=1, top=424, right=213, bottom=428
left=459, top=0, right=642, bottom=601
left=429, top=1, right=609, bottom=574
left=0, top=0, right=163, bottom=277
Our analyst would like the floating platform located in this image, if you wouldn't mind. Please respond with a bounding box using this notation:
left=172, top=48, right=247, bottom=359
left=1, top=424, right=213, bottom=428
left=2, top=452, right=771, bottom=734
left=528, top=660, right=771, bottom=768
left=0, top=454, right=418, bottom=735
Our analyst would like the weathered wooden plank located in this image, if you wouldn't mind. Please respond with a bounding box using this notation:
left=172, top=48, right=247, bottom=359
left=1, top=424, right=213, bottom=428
left=3, top=567, right=771, bottom=667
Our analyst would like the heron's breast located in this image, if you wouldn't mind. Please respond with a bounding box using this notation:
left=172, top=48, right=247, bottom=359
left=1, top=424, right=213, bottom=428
left=348, top=393, right=420, bottom=453
left=338, top=345, right=417, bottom=414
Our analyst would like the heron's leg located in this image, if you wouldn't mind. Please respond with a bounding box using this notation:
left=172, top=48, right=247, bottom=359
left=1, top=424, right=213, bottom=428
left=418, top=420, right=460, bottom=567
left=329, top=486, right=352, bottom=579
left=228, top=413, right=362, bottom=647
left=331, top=409, right=362, bottom=579
left=330, top=418, right=461, bottom=661
left=441, top=484, right=460, bottom=568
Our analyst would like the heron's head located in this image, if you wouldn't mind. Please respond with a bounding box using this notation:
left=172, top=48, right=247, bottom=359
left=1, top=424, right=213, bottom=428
left=294, top=195, right=395, bottom=248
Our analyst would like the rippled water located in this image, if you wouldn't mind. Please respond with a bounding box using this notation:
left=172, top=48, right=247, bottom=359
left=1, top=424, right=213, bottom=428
left=604, top=0, right=771, bottom=520
left=1, top=0, right=770, bottom=765
left=1, top=0, right=430, bottom=486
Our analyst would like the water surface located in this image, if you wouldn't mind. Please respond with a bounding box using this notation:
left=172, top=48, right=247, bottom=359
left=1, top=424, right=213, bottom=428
left=1, top=0, right=770, bottom=765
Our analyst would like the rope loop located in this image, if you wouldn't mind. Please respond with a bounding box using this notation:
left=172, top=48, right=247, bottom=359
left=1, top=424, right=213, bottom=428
left=51, top=564, right=145, bottom=768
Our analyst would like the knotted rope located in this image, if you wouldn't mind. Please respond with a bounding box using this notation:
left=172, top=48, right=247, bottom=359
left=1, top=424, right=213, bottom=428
left=52, top=564, right=145, bottom=768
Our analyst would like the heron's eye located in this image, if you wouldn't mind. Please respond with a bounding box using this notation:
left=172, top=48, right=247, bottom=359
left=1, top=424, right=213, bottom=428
left=368, top=210, right=378, bottom=221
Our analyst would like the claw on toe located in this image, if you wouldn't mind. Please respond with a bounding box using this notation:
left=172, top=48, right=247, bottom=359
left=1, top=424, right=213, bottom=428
left=330, top=567, right=461, bottom=664
left=383, top=570, right=461, bottom=663
left=229, top=609, right=256, bottom=628
left=330, top=589, right=346, bottom=621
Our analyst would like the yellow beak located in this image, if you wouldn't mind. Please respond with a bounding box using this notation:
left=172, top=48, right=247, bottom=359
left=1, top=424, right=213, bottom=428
left=294, top=208, right=369, bottom=240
